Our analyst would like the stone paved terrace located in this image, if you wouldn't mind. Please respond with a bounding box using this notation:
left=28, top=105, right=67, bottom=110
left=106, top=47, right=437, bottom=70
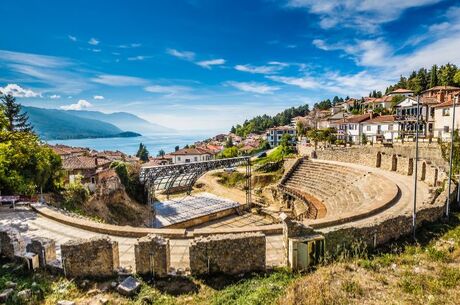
left=153, top=193, right=239, bottom=228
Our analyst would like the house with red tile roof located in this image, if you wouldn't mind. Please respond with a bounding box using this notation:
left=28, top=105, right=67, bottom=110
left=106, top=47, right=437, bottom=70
left=170, top=147, right=213, bottom=164
left=362, top=115, right=399, bottom=143
left=433, top=98, right=460, bottom=140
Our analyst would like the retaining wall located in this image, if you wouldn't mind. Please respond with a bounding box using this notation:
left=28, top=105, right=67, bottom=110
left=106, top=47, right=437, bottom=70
left=134, top=234, right=170, bottom=277
left=189, top=232, right=266, bottom=275
left=61, top=236, right=119, bottom=278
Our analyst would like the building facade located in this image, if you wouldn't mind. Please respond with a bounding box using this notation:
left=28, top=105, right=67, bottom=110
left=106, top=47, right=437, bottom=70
left=266, top=126, right=296, bottom=147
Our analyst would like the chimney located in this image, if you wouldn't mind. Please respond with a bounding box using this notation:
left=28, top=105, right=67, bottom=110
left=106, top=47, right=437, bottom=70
left=370, top=112, right=374, bottom=119
left=95, top=157, right=98, bottom=167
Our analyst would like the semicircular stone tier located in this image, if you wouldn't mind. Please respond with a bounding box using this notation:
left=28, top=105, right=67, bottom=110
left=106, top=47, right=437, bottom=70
left=282, top=159, right=399, bottom=224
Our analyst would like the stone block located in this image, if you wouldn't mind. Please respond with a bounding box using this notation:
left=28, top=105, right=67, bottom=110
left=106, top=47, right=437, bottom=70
left=0, top=227, right=25, bottom=259
left=189, top=232, right=266, bottom=275
left=22, top=252, right=40, bottom=270
left=46, top=259, right=64, bottom=275
left=26, top=237, right=56, bottom=268
left=280, top=213, right=316, bottom=265
left=61, top=236, right=119, bottom=279
left=117, top=276, right=140, bottom=296
left=0, top=288, right=13, bottom=303
left=134, top=234, right=169, bottom=277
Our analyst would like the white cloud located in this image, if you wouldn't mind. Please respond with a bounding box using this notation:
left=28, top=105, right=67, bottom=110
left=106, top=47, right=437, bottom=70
left=196, top=58, right=226, bottom=69
left=144, top=85, right=191, bottom=95
left=266, top=75, right=320, bottom=89
left=68, top=35, right=77, bottom=42
left=119, top=43, right=142, bottom=48
left=226, top=81, right=280, bottom=94
left=166, top=48, right=196, bottom=61
left=0, top=50, right=70, bottom=68
left=127, top=55, right=151, bottom=61
left=91, top=74, right=148, bottom=86
left=50, top=94, right=61, bottom=99
left=88, top=38, right=99, bottom=45
left=93, top=95, right=104, bottom=100
left=287, top=0, right=442, bottom=33
left=234, top=62, right=287, bottom=74
left=60, top=99, right=92, bottom=110
left=0, top=84, right=40, bottom=98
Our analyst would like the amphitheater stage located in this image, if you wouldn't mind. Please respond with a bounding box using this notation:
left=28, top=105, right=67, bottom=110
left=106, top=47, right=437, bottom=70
left=152, top=192, right=240, bottom=228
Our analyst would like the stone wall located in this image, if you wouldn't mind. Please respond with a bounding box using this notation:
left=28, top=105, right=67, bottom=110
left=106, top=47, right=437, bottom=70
left=320, top=185, right=456, bottom=255
left=0, top=227, right=26, bottom=259
left=134, top=234, right=169, bottom=277
left=396, top=155, right=413, bottom=176
left=26, top=237, right=56, bottom=268
left=61, top=236, right=119, bottom=279
left=189, top=232, right=266, bottom=275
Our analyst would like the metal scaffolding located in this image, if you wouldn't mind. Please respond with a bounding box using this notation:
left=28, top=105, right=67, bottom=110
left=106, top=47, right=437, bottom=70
left=140, top=156, right=252, bottom=206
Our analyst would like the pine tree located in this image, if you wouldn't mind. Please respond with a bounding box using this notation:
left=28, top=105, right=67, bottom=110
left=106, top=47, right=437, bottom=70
left=136, top=143, right=149, bottom=162
left=0, top=94, right=33, bottom=132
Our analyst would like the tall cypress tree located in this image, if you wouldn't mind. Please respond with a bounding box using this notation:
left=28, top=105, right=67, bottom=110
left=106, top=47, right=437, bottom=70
left=0, top=94, right=33, bottom=132
left=430, top=64, right=438, bottom=88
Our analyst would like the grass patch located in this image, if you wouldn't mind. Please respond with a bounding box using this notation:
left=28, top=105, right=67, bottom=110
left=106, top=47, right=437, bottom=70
left=212, top=171, right=246, bottom=188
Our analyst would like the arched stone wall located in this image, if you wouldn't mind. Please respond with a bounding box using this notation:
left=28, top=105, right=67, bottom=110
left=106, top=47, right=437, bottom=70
left=376, top=152, right=382, bottom=168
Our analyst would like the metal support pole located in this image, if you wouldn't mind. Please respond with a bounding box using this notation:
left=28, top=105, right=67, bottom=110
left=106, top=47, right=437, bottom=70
left=447, top=95, right=458, bottom=217
left=412, top=95, right=420, bottom=240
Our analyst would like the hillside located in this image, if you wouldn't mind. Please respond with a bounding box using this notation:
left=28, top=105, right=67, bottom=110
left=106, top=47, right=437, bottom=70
left=66, top=110, right=175, bottom=134
left=24, top=106, right=140, bottom=140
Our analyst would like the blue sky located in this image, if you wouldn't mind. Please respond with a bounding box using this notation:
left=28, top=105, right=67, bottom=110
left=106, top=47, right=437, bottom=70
left=1, top=0, right=459, bottom=132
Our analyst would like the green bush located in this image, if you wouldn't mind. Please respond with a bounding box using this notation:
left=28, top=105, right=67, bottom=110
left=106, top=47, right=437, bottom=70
left=61, top=176, right=89, bottom=211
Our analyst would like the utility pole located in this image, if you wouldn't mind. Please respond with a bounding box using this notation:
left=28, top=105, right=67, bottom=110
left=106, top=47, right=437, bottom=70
left=446, top=95, right=458, bottom=218
left=412, top=95, right=420, bottom=240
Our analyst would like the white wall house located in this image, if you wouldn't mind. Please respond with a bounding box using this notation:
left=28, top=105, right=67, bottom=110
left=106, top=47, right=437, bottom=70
left=266, top=126, right=296, bottom=147
left=337, top=113, right=371, bottom=144
left=170, top=148, right=213, bottom=164
left=433, top=100, right=460, bottom=141
left=362, top=115, right=399, bottom=143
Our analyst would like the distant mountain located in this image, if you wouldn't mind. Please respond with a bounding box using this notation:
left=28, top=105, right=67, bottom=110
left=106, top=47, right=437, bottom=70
left=24, top=106, right=141, bottom=140
left=66, top=110, right=175, bottom=134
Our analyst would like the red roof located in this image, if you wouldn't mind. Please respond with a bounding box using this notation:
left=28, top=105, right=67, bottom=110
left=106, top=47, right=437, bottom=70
left=422, top=85, right=460, bottom=92
left=390, top=88, right=414, bottom=94
left=364, top=115, right=396, bottom=124
left=170, top=147, right=212, bottom=156
left=344, top=113, right=371, bottom=123
left=433, top=99, right=460, bottom=108
left=62, top=156, right=111, bottom=170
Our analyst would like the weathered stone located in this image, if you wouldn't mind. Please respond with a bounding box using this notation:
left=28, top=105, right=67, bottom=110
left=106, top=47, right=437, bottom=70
left=17, top=289, right=32, bottom=302
left=46, top=259, right=64, bottom=275
left=61, top=236, right=119, bottom=279
left=5, top=281, right=16, bottom=289
left=23, top=252, right=40, bottom=270
left=189, top=232, right=266, bottom=275
left=26, top=237, right=56, bottom=267
left=280, top=213, right=316, bottom=265
left=134, top=234, right=170, bottom=277
left=57, top=301, right=76, bottom=305
left=117, top=276, right=140, bottom=296
left=0, top=288, right=14, bottom=303
left=0, top=227, right=26, bottom=259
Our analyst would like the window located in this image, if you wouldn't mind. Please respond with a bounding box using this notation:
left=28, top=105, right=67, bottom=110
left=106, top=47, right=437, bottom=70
left=443, top=108, right=450, bottom=116
left=194, top=157, right=198, bottom=161
left=444, top=126, right=450, bottom=132
left=366, top=126, right=371, bottom=131
left=178, top=157, right=181, bottom=161
left=91, top=177, right=96, bottom=184
left=388, top=124, right=393, bottom=131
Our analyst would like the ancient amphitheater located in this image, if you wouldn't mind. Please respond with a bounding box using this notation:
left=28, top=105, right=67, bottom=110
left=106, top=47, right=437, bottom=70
left=0, top=144, right=458, bottom=278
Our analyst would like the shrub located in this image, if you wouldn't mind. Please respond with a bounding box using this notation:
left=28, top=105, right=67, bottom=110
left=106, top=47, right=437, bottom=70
left=62, top=175, right=89, bottom=210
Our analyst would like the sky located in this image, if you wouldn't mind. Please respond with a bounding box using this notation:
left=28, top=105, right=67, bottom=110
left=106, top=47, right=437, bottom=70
left=1, top=0, right=460, bottom=132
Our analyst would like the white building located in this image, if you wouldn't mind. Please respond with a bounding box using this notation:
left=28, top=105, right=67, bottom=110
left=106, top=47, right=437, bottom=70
left=337, top=113, right=371, bottom=144
left=362, top=115, right=399, bottom=143
left=170, top=148, right=213, bottom=164
left=266, top=126, right=296, bottom=147
left=433, top=99, right=460, bottom=141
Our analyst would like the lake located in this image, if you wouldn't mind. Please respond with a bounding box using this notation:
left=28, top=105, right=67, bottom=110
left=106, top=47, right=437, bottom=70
left=46, top=132, right=216, bottom=156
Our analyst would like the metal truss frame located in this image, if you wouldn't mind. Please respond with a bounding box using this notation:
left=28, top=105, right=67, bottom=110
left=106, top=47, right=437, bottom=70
left=140, top=156, right=252, bottom=205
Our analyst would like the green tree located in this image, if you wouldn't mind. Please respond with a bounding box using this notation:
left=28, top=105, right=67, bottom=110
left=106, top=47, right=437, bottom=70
left=174, top=145, right=180, bottom=152
left=1, top=94, right=33, bottom=132
left=307, top=129, right=322, bottom=150
left=430, top=64, right=438, bottom=88
left=439, top=63, right=457, bottom=86
left=454, top=70, right=460, bottom=86
left=136, top=143, right=149, bottom=162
